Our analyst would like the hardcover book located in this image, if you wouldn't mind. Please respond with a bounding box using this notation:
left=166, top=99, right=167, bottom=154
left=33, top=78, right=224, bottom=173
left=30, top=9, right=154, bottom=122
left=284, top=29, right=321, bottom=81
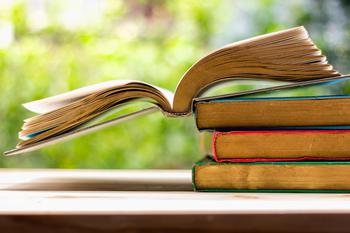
left=193, top=157, right=350, bottom=192
left=201, top=129, right=350, bottom=162
left=194, top=95, right=350, bottom=130
left=5, top=26, right=345, bottom=155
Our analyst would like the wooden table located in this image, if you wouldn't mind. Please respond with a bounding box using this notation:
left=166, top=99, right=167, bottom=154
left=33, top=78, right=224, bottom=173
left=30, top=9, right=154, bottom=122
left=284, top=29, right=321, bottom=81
left=1, top=169, right=350, bottom=233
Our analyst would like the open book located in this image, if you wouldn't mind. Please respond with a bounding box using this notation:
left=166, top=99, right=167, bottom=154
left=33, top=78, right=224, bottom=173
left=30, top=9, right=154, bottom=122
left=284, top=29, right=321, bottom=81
left=5, top=26, right=343, bottom=155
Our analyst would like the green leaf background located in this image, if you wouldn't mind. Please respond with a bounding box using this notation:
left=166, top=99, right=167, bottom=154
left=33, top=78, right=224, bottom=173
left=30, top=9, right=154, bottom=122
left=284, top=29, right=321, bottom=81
left=1, top=0, right=350, bottom=168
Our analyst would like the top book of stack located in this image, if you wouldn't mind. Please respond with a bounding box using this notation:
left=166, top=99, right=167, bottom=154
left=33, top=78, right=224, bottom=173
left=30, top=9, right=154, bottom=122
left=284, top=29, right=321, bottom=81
left=194, top=94, right=350, bottom=130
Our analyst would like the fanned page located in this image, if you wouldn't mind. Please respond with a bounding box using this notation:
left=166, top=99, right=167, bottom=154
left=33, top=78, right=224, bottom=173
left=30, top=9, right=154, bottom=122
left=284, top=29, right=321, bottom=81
left=6, top=26, right=343, bottom=155
left=18, top=80, right=174, bottom=147
left=23, top=80, right=174, bottom=114
left=172, top=26, right=340, bottom=113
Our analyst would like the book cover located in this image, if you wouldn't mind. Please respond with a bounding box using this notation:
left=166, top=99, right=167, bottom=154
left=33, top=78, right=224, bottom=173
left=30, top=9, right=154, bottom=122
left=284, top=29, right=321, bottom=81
left=195, top=95, right=350, bottom=130
left=193, top=156, right=350, bottom=192
left=200, top=129, right=350, bottom=162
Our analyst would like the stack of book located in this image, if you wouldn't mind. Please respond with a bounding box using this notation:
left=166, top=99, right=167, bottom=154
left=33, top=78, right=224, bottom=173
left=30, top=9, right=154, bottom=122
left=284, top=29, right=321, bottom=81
left=192, top=86, right=350, bottom=192
left=5, top=26, right=350, bottom=192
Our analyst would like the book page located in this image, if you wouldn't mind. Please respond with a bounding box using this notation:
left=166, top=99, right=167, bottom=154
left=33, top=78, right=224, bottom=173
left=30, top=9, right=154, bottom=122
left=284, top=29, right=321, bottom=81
left=23, top=80, right=134, bottom=114
left=23, top=80, right=174, bottom=114
left=172, top=26, right=340, bottom=114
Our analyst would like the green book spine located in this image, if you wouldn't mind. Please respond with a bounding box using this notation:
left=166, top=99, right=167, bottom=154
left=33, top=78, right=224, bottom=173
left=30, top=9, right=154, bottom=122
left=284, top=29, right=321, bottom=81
left=192, top=157, right=350, bottom=193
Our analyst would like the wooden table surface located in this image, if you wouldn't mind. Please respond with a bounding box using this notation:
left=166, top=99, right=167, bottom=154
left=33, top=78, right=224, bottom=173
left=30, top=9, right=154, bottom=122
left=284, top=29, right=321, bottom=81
left=1, top=169, right=350, bottom=233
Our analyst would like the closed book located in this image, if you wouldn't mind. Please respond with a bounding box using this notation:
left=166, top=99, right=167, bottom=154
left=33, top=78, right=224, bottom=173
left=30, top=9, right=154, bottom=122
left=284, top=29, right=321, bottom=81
left=193, top=157, right=350, bottom=192
left=194, top=96, right=350, bottom=130
left=201, top=129, right=350, bottom=162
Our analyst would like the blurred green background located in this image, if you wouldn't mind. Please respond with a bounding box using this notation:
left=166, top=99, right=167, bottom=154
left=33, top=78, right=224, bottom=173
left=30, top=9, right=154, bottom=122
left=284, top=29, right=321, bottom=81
left=1, top=0, right=350, bottom=169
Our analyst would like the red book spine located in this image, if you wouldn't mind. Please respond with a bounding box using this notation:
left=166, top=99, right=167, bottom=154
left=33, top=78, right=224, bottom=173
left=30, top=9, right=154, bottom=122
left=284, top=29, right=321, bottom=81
left=212, top=130, right=350, bottom=163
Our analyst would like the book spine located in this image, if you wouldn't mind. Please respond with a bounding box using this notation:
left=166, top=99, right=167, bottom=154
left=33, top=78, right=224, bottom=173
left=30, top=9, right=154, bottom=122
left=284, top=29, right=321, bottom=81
left=193, top=157, right=350, bottom=192
left=212, top=130, right=350, bottom=163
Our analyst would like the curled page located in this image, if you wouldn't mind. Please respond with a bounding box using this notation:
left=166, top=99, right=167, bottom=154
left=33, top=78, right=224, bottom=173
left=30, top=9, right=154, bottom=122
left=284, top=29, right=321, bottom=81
left=23, top=80, right=136, bottom=114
